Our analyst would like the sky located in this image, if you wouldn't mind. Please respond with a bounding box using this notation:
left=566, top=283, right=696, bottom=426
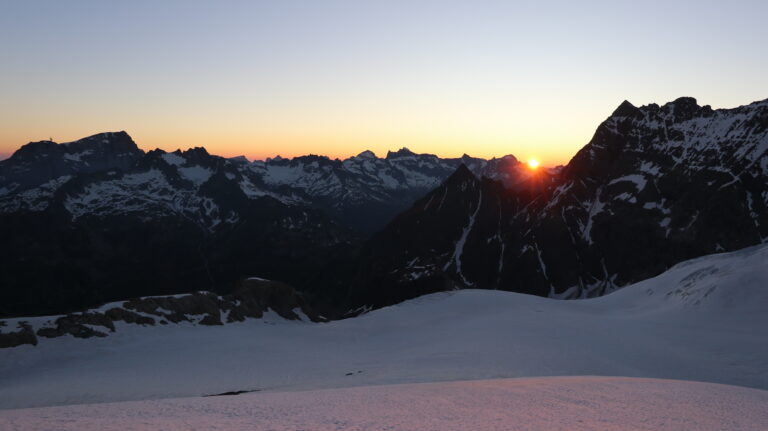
left=1, top=1, right=766, bottom=165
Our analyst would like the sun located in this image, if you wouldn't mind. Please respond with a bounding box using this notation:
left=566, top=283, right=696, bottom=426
left=527, top=159, right=540, bottom=169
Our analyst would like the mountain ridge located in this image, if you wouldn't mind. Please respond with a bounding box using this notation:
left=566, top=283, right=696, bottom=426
left=344, top=96, right=768, bottom=309
left=0, top=96, right=765, bottom=318
left=0, top=132, right=544, bottom=232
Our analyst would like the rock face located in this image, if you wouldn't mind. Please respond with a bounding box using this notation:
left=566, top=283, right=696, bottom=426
left=0, top=279, right=319, bottom=348
left=346, top=97, right=768, bottom=309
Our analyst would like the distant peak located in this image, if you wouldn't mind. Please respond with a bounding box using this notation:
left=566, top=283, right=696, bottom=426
left=10, top=131, right=141, bottom=161
left=386, top=147, right=415, bottom=159
left=356, top=150, right=377, bottom=159
left=662, top=97, right=704, bottom=120
left=446, top=163, right=477, bottom=183
left=228, top=155, right=250, bottom=163
left=500, top=154, right=519, bottom=162
left=658, top=97, right=700, bottom=112
left=9, top=140, right=59, bottom=161
left=669, top=96, right=698, bottom=107
left=611, top=100, right=641, bottom=118
left=182, top=147, right=210, bottom=157
left=63, top=131, right=136, bottom=146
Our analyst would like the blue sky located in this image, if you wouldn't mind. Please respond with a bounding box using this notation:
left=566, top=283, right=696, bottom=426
left=1, top=0, right=766, bottom=163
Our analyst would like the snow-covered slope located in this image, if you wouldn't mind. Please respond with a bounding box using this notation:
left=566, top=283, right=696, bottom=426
left=2, top=377, right=766, bottom=431
left=0, top=243, right=765, bottom=409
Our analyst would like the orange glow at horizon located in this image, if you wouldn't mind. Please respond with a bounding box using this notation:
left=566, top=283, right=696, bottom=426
left=0, top=126, right=570, bottom=167
left=527, top=159, right=540, bottom=169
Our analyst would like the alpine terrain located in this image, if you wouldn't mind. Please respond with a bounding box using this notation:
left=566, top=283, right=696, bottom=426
left=346, top=97, right=768, bottom=309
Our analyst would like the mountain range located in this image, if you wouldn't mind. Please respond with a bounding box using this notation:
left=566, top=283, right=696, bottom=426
left=347, top=97, right=768, bottom=309
left=0, top=96, right=765, bottom=318
left=0, top=131, right=540, bottom=316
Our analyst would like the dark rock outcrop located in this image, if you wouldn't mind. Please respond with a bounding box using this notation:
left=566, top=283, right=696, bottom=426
left=0, top=278, right=320, bottom=348
left=0, top=322, right=38, bottom=348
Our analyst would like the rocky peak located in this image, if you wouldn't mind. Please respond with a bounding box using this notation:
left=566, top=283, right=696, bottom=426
left=0, top=131, right=144, bottom=192
left=499, top=154, right=519, bottom=163
left=611, top=100, right=642, bottom=118
left=660, top=97, right=708, bottom=121
left=386, top=147, right=416, bottom=159
left=228, top=155, right=250, bottom=164
left=180, top=147, right=213, bottom=163
left=442, top=163, right=479, bottom=190
left=63, top=131, right=140, bottom=154
left=356, top=150, right=376, bottom=159
left=7, top=140, right=60, bottom=162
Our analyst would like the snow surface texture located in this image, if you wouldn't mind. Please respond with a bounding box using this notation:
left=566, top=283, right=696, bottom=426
left=1, top=377, right=766, bottom=431
left=0, top=244, right=766, bottom=410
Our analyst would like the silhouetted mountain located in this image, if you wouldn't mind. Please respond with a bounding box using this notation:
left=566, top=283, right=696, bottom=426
left=0, top=132, right=142, bottom=192
left=2, top=96, right=765, bottom=318
left=0, top=132, right=543, bottom=317
left=345, top=97, right=768, bottom=309
left=243, top=148, right=542, bottom=232
left=0, top=139, right=356, bottom=317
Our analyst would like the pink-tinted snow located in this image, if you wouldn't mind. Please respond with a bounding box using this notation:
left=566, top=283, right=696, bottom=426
left=1, top=377, right=767, bottom=431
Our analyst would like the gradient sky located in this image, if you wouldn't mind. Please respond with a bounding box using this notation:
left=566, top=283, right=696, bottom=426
left=1, top=1, right=766, bottom=165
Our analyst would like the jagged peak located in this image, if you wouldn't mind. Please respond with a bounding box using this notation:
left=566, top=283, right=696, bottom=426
left=611, top=100, right=641, bottom=118
left=9, top=131, right=140, bottom=161
left=356, top=150, right=377, bottom=159
left=291, top=154, right=332, bottom=164
left=9, top=140, right=59, bottom=160
left=386, top=147, right=416, bottom=159
left=228, top=155, right=250, bottom=164
left=181, top=147, right=210, bottom=157
left=659, top=97, right=708, bottom=121
left=62, top=131, right=133, bottom=145
left=445, top=163, right=478, bottom=184
left=665, top=96, right=698, bottom=109
left=63, top=131, right=141, bottom=155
